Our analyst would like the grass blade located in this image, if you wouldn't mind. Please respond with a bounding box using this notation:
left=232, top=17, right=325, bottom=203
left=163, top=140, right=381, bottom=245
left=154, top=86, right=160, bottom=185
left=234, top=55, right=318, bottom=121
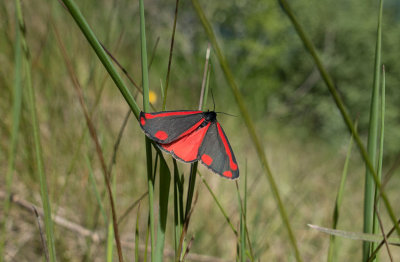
left=370, top=65, right=387, bottom=260
left=191, top=1, right=302, bottom=260
left=19, top=0, right=57, bottom=259
left=0, top=1, right=23, bottom=257
left=364, top=1, right=384, bottom=260
left=135, top=203, right=142, bottom=262
left=138, top=0, right=155, bottom=260
left=163, top=0, right=181, bottom=109
left=173, top=161, right=184, bottom=257
left=309, top=224, right=400, bottom=245
left=327, top=123, right=356, bottom=262
left=199, top=172, right=237, bottom=235
left=155, top=155, right=171, bottom=262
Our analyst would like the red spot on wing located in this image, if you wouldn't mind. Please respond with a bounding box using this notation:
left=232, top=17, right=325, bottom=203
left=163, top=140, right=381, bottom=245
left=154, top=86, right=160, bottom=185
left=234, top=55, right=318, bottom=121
left=217, top=123, right=238, bottom=171
left=161, top=123, right=211, bottom=162
left=201, top=154, right=213, bottom=166
left=155, top=131, right=168, bottom=140
left=223, top=171, right=233, bottom=178
left=144, top=111, right=202, bottom=119
left=140, top=116, right=146, bottom=126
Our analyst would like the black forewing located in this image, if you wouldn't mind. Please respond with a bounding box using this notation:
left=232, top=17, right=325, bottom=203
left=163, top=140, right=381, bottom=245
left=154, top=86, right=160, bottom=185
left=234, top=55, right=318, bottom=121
left=140, top=110, right=204, bottom=144
left=198, top=122, right=239, bottom=179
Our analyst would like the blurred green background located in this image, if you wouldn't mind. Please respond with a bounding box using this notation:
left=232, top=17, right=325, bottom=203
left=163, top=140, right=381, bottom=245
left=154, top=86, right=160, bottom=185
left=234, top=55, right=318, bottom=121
left=1, top=0, right=400, bottom=261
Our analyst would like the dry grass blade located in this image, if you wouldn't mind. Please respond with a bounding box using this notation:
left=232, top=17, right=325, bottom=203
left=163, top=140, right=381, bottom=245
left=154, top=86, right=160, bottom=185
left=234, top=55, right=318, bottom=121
left=163, top=0, right=181, bottom=109
left=52, top=23, right=124, bottom=262
left=33, top=206, right=49, bottom=262
left=177, top=191, right=199, bottom=261
left=372, top=207, right=393, bottom=261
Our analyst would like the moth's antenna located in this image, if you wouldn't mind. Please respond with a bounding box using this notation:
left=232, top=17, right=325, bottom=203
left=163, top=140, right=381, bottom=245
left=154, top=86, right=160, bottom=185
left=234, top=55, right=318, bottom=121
left=215, top=112, right=238, bottom=117
left=211, top=88, right=215, bottom=111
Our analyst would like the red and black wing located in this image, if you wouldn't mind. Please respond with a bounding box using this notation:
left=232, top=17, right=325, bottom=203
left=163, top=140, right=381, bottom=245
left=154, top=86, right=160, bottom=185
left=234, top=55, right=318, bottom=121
left=198, top=122, right=239, bottom=179
left=139, top=110, right=204, bottom=144
left=159, top=122, right=212, bottom=163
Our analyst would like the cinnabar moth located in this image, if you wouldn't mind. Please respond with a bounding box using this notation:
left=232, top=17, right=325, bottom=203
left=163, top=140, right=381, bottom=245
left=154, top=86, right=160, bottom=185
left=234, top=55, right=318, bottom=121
left=139, top=110, right=239, bottom=179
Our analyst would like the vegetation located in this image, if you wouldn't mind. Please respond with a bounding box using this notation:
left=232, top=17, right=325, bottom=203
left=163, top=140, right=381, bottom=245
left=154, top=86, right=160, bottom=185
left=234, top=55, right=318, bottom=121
left=1, top=0, right=400, bottom=261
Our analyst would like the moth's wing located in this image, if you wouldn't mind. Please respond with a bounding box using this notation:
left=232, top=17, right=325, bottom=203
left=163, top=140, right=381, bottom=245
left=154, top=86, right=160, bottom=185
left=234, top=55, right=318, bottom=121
left=198, top=122, right=239, bottom=179
left=158, top=122, right=212, bottom=163
left=140, top=110, right=204, bottom=144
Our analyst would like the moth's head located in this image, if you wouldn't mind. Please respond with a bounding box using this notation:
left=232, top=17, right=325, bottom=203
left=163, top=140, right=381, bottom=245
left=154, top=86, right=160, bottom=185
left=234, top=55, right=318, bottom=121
left=203, top=111, right=217, bottom=122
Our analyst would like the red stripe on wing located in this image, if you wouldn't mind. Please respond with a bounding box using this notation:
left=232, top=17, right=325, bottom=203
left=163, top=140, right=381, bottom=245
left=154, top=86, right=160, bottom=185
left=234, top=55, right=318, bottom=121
left=161, top=123, right=211, bottom=162
left=144, top=111, right=202, bottom=119
left=216, top=123, right=238, bottom=171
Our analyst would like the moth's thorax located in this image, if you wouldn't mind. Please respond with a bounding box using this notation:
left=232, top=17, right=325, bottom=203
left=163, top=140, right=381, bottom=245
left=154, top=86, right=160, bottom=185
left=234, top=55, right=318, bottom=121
left=203, top=111, right=217, bottom=123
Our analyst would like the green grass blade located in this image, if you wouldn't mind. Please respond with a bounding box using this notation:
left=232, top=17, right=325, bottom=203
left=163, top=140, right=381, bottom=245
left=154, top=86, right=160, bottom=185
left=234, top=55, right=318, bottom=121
left=199, top=172, right=237, bottom=235
left=106, top=221, right=114, bottom=262
left=86, top=155, right=108, bottom=224
left=135, top=204, right=141, bottom=262
left=371, top=65, right=386, bottom=259
left=155, top=154, right=171, bottom=262
left=173, top=161, right=184, bottom=256
left=18, top=0, right=57, bottom=260
left=277, top=0, right=400, bottom=239
left=0, top=1, right=23, bottom=258
left=137, top=0, right=155, bottom=260
left=237, top=183, right=246, bottom=262
left=364, top=1, right=384, bottom=260
left=60, top=0, right=140, bottom=118
left=327, top=123, right=356, bottom=262
left=191, top=1, right=302, bottom=260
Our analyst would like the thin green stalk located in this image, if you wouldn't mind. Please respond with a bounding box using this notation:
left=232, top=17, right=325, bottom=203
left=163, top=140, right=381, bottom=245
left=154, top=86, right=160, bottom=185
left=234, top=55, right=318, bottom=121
left=60, top=0, right=140, bottom=119
left=277, top=0, right=400, bottom=239
left=371, top=65, right=386, bottom=260
left=199, top=172, right=237, bottom=235
left=18, top=0, right=57, bottom=260
left=135, top=204, right=141, bottom=262
left=328, top=123, right=356, bottom=262
left=192, top=1, right=302, bottom=260
left=0, top=1, right=23, bottom=258
left=86, top=155, right=108, bottom=224
left=138, top=0, right=154, bottom=260
left=155, top=155, right=171, bottom=262
left=106, top=174, right=117, bottom=262
left=364, top=1, right=384, bottom=260
left=184, top=44, right=211, bottom=223
left=163, top=0, right=180, bottom=109
left=173, top=161, right=184, bottom=256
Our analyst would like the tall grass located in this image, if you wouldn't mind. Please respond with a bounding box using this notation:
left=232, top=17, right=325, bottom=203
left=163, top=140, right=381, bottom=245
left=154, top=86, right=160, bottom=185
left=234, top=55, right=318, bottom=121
left=16, top=0, right=58, bottom=260
left=3, top=0, right=400, bottom=261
